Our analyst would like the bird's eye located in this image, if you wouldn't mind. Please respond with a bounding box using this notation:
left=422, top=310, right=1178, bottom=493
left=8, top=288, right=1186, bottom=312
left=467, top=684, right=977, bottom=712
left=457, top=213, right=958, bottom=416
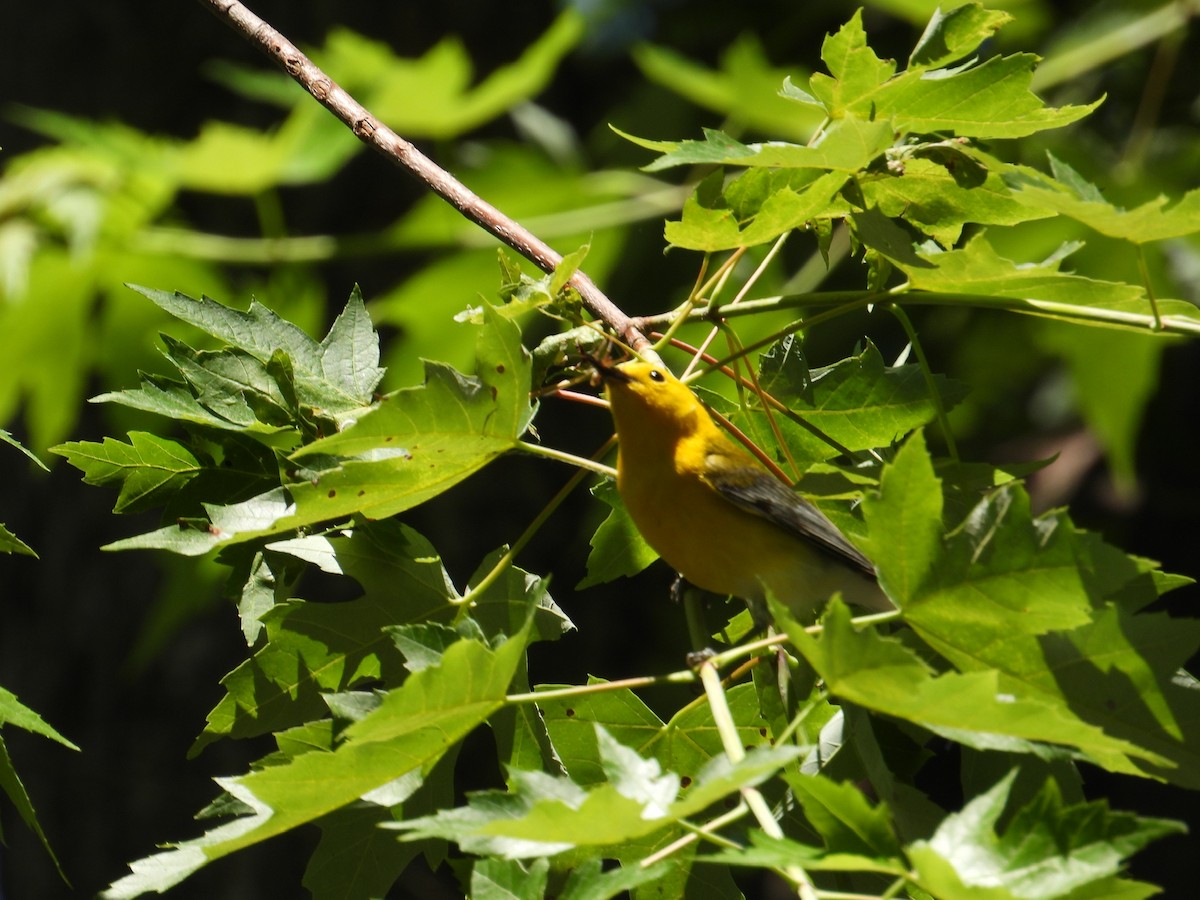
left=648, top=369, right=665, bottom=382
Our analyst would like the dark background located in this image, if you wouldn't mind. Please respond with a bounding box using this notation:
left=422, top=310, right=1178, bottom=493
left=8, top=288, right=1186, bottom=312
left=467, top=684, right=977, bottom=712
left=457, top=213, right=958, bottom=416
left=2, top=1, right=1198, bottom=897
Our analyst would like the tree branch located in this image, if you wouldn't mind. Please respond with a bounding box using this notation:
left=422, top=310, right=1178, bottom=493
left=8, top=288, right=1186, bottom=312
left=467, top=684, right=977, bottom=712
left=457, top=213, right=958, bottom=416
left=197, top=0, right=651, bottom=352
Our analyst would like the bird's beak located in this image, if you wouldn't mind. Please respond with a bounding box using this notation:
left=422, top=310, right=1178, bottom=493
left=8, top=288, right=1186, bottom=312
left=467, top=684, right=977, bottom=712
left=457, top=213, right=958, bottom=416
left=580, top=351, right=631, bottom=383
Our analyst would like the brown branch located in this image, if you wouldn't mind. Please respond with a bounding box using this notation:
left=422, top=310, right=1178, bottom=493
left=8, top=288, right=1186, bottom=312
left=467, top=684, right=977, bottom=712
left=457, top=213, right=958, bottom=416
left=197, top=0, right=650, bottom=352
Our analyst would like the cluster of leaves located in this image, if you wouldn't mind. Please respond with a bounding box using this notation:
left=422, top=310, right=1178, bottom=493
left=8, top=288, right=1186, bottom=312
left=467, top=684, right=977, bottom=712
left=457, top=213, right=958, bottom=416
left=625, top=5, right=1200, bottom=487
left=36, top=4, right=1200, bottom=899
left=0, top=11, right=605, bottom=449
left=56, top=279, right=1197, bottom=898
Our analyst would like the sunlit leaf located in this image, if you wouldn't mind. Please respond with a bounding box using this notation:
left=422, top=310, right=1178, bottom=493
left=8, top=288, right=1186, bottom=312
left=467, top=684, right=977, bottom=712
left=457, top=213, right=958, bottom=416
left=909, top=772, right=1185, bottom=899
left=105, top=630, right=530, bottom=898
left=1007, top=155, right=1200, bottom=243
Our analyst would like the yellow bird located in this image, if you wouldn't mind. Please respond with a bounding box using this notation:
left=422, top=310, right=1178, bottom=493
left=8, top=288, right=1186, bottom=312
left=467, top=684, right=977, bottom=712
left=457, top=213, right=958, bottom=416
left=596, top=358, right=892, bottom=621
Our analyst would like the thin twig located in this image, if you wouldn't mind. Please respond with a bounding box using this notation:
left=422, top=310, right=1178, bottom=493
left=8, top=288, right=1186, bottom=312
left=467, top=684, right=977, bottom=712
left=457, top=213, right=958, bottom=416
left=697, top=661, right=819, bottom=900
left=197, top=0, right=651, bottom=352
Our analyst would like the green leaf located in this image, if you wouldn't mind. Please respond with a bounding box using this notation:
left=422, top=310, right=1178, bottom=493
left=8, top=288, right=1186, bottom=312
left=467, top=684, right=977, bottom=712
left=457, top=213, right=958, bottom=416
left=301, top=803, right=421, bottom=900
left=92, top=371, right=287, bottom=436
left=539, top=680, right=771, bottom=791
left=577, top=480, right=658, bottom=589
left=899, top=235, right=1200, bottom=333
left=703, top=829, right=907, bottom=876
left=1033, top=323, right=1162, bottom=489
left=633, top=34, right=823, bottom=140
left=859, top=156, right=1051, bottom=247
left=665, top=171, right=848, bottom=251
left=233, top=550, right=296, bottom=646
left=105, top=308, right=532, bottom=555
left=995, top=601, right=1200, bottom=788
left=0, top=686, right=78, bottom=749
left=860, top=430, right=943, bottom=603
left=471, top=857, right=549, bottom=900
left=539, top=682, right=667, bottom=786
left=51, top=432, right=201, bottom=513
left=190, top=521, right=457, bottom=753
left=779, top=598, right=1164, bottom=774
left=1006, top=155, right=1200, bottom=243
left=908, top=772, right=1185, bottom=899
left=808, top=10, right=897, bottom=117
left=745, top=340, right=968, bottom=464
left=125, top=285, right=383, bottom=419
left=105, top=630, right=530, bottom=898
left=902, top=486, right=1094, bottom=637
left=626, top=117, right=894, bottom=174
left=881, top=53, right=1101, bottom=139
left=861, top=436, right=1200, bottom=783
left=328, top=12, right=583, bottom=140
left=401, top=725, right=803, bottom=858
left=281, top=305, right=532, bottom=524
left=909, top=4, right=1014, bottom=70
left=558, top=857, right=676, bottom=900
left=1, top=427, right=48, bottom=471
left=906, top=234, right=1130, bottom=302
left=161, top=337, right=296, bottom=429
left=807, top=10, right=1098, bottom=138
left=549, top=242, right=590, bottom=297
left=0, top=690, right=77, bottom=879
left=0, top=735, right=66, bottom=880
left=0, top=523, right=36, bottom=556
left=785, top=771, right=904, bottom=858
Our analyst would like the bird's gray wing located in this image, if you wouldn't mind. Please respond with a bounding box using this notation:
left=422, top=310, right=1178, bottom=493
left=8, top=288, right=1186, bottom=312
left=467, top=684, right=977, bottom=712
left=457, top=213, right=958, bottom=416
left=702, top=452, right=877, bottom=579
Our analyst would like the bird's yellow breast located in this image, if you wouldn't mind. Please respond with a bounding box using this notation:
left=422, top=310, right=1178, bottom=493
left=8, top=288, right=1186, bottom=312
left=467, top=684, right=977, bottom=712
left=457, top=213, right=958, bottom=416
left=603, top=358, right=888, bottom=617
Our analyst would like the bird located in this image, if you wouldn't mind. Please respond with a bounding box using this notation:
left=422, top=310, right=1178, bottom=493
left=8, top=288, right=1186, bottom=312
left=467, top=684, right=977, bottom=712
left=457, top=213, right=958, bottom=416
left=593, top=357, right=892, bottom=622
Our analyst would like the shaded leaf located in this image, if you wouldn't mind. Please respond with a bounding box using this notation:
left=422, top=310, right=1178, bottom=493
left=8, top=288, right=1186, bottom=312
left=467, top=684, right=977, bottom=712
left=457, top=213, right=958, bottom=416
left=0, top=735, right=66, bottom=880
left=302, top=803, right=420, bottom=900
left=52, top=432, right=201, bottom=513
left=104, top=308, right=532, bottom=554
left=0, top=687, right=78, bottom=749
left=126, top=284, right=383, bottom=419
left=190, top=521, right=457, bottom=753
left=578, top=481, right=657, bottom=589
left=745, top=341, right=968, bottom=464
left=785, top=771, right=903, bottom=858
left=471, top=857, right=549, bottom=900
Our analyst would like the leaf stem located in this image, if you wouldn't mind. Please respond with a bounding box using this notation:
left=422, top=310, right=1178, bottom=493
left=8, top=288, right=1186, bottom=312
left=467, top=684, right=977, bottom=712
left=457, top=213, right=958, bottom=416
left=454, top=440, right=614, bottom=614
left=688, top=289, right=1200, bottom=336
left=683, top=234, right=790, bottom=380
left=1136, top=244, right=1164, bottom=330
left=674, top=811, right=747, bottom=852
left=640, top=803, right=749, bottom=867
left=504, top=611, right=897, bottom=705
left=516, top=440, right=617, bottom=479
left=505, top=670, right=697, bottom=704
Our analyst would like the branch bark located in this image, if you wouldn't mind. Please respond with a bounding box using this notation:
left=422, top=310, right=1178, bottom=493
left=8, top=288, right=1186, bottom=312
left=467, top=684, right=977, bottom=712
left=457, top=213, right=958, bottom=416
left=197, top=0, right=650, bottom=352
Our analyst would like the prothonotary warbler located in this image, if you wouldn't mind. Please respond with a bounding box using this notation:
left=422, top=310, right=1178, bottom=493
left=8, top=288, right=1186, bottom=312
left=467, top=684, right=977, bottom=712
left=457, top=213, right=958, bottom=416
left=596, top=358, right=893, bottom=621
